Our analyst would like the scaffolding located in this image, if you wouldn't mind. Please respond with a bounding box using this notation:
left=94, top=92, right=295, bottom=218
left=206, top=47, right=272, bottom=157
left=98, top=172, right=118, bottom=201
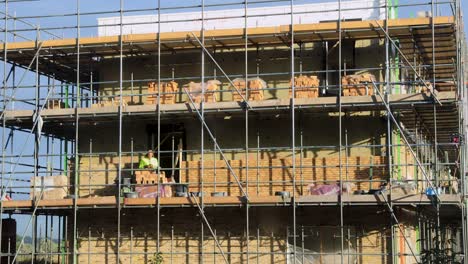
left=0, top=0, right=466, bottom=263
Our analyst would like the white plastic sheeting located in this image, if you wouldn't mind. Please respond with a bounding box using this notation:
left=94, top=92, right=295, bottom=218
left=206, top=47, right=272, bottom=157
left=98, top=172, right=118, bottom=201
left=97, top=0, right=385, bottom=37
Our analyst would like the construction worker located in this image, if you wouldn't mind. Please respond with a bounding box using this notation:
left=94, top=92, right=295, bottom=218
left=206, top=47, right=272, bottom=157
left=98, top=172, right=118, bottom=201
left=139, top=149, right=159, bottom=170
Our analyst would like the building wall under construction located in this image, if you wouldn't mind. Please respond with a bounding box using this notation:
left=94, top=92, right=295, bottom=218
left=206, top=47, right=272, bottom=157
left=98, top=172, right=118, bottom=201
left=95, top=40, right=384, bottom=103
left=73, top=207, right=421, bottom=264
left=75, top=112, right=388, bottom=197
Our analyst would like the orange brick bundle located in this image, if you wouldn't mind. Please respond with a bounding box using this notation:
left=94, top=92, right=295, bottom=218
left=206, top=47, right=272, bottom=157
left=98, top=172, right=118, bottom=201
left=147, top=81, right=179, bottom=104
left=184, top=80, right=221, bottom=103
left=341, top=73, right=375, bottom=96
left=135, top=170, right=166, bottom=185
left=231, top=77, right=266, bottom=101
left=290, top=75, right=320, bottom=98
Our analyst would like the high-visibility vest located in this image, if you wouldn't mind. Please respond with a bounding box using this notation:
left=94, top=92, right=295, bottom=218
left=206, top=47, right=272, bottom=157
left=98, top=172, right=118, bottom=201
left=139, top=157, right=159, bottom=169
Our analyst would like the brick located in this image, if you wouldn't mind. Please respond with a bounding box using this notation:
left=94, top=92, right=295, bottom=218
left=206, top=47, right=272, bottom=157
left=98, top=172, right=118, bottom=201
left=180, top=156, right=388, bottom=196
left=135, top=171, right=166, bottom=184
left=147, top=81, right=179, bottom=104
left=231, top=78, right=266, bottom=101
left=76, top=155, right=138, bottom=197
left=184, top=80, right=221, bottom=103
left=342, top=73, right=375, bottom=96
left=73, top=209, right=415, bottom=264
left=290, top=75, right=320, bottom=99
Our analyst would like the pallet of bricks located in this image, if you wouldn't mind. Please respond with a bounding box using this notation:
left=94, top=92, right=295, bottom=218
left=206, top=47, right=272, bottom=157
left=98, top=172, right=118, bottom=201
left=290, top=75, right=320, bottom=98
left=184, top=80, right=221, bottom=103
left=342, top=73, right=375, bottom=96
left=147, top=81, right=179, bottom=104
left=231, top=77, right=266, bottom=101
left=30, top=175, right=69, bottom=200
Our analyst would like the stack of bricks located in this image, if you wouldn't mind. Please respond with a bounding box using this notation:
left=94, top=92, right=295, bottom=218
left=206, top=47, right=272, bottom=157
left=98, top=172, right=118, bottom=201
left=147, top=81, right=179, bottom=104
left=289, top=75, right=320, bottom=98
left=341, top=73, right=375, bottom=96
left=91, top=97, right=128, bottom=108
left=231, top=78, right=266, bottom=101
left=135, top=174, right=173, bottom=198
left=46, top=99, right=66, bottom=109
left=134, top=170, right=166, bottom=184
left=180, top=156, right=387, bottom=196
left=184, top=80, right=221, bottom=103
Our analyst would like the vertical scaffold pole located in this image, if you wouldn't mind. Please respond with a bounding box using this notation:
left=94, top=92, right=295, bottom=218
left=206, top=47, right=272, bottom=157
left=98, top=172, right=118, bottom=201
left=0, top=0, right=7, bottom=262
left=290, top=0, right=297, bottom=262
left=338, top=0, right=344, bottom=263
left=117, top=0, right=124, bottom=262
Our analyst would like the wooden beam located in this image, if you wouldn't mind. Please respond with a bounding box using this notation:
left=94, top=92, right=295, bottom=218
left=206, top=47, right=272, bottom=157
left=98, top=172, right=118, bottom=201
left=0, top=17, right=454, bottom=52
left=2, top=194, right=460, bottom=209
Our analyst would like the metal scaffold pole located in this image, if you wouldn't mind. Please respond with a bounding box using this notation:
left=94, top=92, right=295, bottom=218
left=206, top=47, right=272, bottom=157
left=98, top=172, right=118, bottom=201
left=244, top=0, right=250, bottom=263
left=156, top=0, right=162, bottom=258
left=338, top=0, right=344, bottom=263
left=0, top=0, right=466, bottom=262
left=200, top=0, right=205, bottom=262
left=0, top=0, right=7, bottom=263
left=290, top=0, right=297, bottom=262
left=72, top=0, right=81, bottom=263
left=117, top=0, right=124, bottom=262
left=454, top=0, right=468, bottom=262
left=384, top=1, right=395, bottom=262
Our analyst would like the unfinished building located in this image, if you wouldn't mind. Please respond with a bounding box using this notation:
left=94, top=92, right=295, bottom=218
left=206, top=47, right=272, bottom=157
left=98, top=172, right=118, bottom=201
left=0, top=0, right=466, bottom=263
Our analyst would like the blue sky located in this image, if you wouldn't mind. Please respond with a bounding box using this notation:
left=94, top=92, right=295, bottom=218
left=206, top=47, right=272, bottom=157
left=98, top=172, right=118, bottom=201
left=3, top=0, right=466, bottom=40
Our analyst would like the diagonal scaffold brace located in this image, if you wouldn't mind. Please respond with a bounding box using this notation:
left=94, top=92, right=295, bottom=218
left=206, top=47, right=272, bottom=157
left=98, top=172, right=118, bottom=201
left=0, top=42, right=43, bottom=120
left=374, top=20, right=442, bottom=106
left=379, top=189, right=420, bottom=263
left=371, top=80, right=442, bottom=203
left=190, top=32, right=252, bottom=109
left=183, top=87, right=249, bottom=200
left=191, top=193, right=229, bottom=264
